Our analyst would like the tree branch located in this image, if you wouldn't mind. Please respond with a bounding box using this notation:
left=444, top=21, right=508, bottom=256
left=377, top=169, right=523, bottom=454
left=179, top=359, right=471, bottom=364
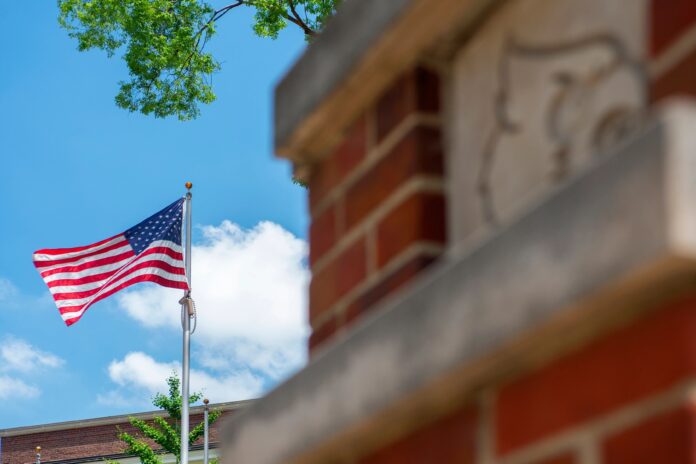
left=159, top=0, right=320, bottom=100
left=196, top=1, right=245, bottom=46
left=176, top=1, right=244, bottom=77
left=285, top=0, right=316, bottom=37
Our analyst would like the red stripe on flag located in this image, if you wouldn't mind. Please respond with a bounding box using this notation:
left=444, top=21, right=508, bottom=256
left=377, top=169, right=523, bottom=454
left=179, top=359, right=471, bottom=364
left=33, top=240, right=130, bottom=268
left=42, top=246, right=182, bottom=286
left=33, top=234, right=122, bottom=256
left=39, top=250, right=136, bottom=277
left=60, top=274, right=189, bottom=326
left=52, top=261, right=186, bottom=300
left=47, top=270, right=125, bottom=288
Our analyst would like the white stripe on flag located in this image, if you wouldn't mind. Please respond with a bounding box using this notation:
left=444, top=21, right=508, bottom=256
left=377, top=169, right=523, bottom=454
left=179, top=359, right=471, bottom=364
left=37, top=243, right=134, bottom=272
left=42, top=241, right=183, bottom=283
left=32, top=236, right=126, bottom=261
left=55, top=267, right=188, bottom=308
left=49, top=252, right=186, bottom=295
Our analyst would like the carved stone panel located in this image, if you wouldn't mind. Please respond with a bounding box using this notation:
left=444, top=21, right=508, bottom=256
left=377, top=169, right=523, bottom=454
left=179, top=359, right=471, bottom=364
left=447, top=0, right=647, bottom=248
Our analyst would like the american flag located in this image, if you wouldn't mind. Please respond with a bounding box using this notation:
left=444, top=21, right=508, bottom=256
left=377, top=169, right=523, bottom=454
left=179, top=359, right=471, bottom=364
left=33, top=198, right=189, bottom=326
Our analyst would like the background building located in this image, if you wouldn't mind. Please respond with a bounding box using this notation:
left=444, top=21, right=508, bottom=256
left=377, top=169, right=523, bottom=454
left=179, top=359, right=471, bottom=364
left=222, top=0, right=696, bottom=463
left=1, top=401, right=248, bottom=464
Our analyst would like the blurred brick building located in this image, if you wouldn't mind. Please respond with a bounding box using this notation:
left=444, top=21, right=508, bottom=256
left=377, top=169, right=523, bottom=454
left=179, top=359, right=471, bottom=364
left=222, top=0, right=696, bottom=463
left=1, top=401, right=246, bottom=463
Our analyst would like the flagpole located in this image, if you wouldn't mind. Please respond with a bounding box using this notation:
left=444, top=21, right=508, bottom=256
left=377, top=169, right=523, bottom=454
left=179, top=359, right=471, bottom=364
left=181, top=181, right=193, bottom=464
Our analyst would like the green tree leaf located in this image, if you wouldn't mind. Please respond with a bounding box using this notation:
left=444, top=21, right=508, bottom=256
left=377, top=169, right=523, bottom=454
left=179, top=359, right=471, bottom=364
left=58, top=0, right=341, bottom=120
left=114, top=374, right=221, bottom=464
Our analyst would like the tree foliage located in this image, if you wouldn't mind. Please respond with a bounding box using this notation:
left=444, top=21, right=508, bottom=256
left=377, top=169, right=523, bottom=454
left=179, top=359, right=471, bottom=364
left=107, top=375, right=221, bottom=464
left=58, top=0, right=341, bottom=120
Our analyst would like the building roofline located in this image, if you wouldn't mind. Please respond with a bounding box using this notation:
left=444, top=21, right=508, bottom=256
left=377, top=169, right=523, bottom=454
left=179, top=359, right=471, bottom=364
left=42, top=443, right=220, bottom=464
left=0, top=399, right=254, bottom=438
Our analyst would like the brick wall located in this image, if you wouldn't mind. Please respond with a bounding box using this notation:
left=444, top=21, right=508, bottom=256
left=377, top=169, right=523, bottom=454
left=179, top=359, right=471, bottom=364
left=298, top=0, right=696, bottom=459
left=1, top=411, right=225, bottom=464
left=358, top=405, right=478, bottom=464
left=651, top=0, right=696, bottom=100
left=307, top=67, right=446, bottom=353
left=355, top=295, right=696, bottom=464
left=494, top=296, right=696, bottom=461
left=293, top=0, right=696, bottom=460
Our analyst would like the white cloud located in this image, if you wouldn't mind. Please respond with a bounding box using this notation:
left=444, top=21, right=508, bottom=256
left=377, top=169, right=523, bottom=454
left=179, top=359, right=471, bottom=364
left=109, top=352, right=179, bottom=393
left=0, top=336, right=64, bottom=400
left=0, top=281, right=67, bottom=401
left=0, top=376, right=39, bottom=399
left=0, top=336, right=64, bottom=373
left=118, top=220, right=309, bottom=345
left=103, top=352, right=263, bottom=404
left=108, top=220, right=309, bottom=404
left=0, top=276, right=54, bottom=312
left=0, top=277, right=18, bottom=302
left=96, top=390, right=136, bottom=408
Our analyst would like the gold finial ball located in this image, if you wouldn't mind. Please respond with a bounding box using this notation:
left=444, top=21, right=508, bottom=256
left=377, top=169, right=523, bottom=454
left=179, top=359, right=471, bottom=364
left=203, top=398, right=209, bottom=405
left=185, top=181, right=193, bottom=190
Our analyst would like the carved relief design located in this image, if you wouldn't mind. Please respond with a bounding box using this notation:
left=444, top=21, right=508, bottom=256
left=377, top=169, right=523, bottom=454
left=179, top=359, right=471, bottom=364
left=477, top=34, right=647, bottom=225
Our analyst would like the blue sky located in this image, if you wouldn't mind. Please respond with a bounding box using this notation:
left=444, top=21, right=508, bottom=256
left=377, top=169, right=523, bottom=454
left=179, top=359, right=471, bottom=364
left=0, top=3, right=309, bottom=428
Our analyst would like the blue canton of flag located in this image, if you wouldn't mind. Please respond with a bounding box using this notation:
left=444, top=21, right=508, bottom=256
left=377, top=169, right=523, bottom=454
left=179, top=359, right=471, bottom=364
left=124, top=199, right=184, bottom=254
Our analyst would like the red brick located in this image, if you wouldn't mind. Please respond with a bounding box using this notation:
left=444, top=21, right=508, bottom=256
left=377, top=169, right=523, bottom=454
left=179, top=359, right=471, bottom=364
left=309, top=116, right=367, bottom=210
left=345, top=125, right=443, bottom=231
left=376, top=68, right=440, bottom=142
left=376, top=193, right=446, bottom=269
left=309, top=237, right=367, bottom=322
left=603, top=405, right=696, bottom=464
left=495, top=296, right=696, bottom=456
left=334, top=116, right=368, bottom=177
left=309, top=314, right=340, bottom=353
left=309, top=202, right=337, bottom=266
left=347, top=253, right=438, bottom=326
left=358, top=405, right=477, bottom=464
left=651, top=0, right=696, bottom=56
left=532, top=453, right=577, bottom=464
left=652, top=46, right=696, bottom=101
left=1, top=411, right=227, bottom=464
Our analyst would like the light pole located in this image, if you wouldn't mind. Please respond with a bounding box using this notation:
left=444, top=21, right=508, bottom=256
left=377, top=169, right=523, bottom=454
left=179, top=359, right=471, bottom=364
left=203, top=398, right=210, bottom=464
